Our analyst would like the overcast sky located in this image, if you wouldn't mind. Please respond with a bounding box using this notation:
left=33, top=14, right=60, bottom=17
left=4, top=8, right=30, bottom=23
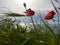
left=0, top=0, right=60, bottom=24
left=0, top=0, right=55, bottom=14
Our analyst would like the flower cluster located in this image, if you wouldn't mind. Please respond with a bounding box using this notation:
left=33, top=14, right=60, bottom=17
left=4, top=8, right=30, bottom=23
left=24, top=9, right=56, bottom=20
left=23, top=3, right=56, bottom=20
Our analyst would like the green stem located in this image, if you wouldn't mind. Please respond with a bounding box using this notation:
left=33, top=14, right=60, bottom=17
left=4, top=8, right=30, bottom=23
left=31, top=17, right=35, bottom=28
left=51, top=0, right=60, bottom=29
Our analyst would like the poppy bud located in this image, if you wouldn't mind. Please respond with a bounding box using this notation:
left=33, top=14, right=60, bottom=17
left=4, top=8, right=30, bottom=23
left=23, top=3, right=26, bottom=9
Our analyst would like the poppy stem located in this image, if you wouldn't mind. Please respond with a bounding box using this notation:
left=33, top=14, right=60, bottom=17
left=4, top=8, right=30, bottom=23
left=24, top=7, right=27, bottom=10
left=30, top=16, right=36, bottom=30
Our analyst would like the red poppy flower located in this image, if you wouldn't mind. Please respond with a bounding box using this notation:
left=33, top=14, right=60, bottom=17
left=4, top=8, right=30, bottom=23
left=24, top=8, right=35, bottom=16
left=44, top=10, right=56, bottom=20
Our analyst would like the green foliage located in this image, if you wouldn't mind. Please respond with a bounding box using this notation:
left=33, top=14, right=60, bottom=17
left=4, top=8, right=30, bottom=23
left=0, top=18, right=60, bottom=45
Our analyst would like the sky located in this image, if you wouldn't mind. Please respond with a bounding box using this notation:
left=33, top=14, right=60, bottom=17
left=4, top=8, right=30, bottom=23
left=0, top=0, right=60, bottom=24
left=0, top=0, right=54, bottom=14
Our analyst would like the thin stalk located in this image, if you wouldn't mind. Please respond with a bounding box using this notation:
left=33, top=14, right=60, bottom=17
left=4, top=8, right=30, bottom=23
left=51, top=0, right=60, bottom=29
left=51, top=1, right=60, bottom=44
left=30, top=16, right=36, bottom=29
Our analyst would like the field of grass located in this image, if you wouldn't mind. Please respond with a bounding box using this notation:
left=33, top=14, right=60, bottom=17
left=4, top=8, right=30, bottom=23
left=0, top=17, right=60, bottom=45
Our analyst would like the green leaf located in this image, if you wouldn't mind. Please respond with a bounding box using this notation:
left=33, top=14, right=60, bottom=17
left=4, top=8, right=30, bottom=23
left=4, top=13, right=26, bottom=17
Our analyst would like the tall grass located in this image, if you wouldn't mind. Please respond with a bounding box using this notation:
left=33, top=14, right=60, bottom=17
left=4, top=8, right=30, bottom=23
left=0, top=16, right=60, bottom=45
